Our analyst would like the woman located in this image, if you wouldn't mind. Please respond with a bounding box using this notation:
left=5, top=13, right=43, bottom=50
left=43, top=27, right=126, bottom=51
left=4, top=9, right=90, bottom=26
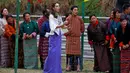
left=87, top=15, right=111, bottom=72
left=0, top=8, right=10, bottom=67
left=105, top=9, right=115, bottom=73
left=38, top=8, right=50, bottom=69
left=4, top=15, right=16, bottom=67
left=109, top=8, right=121, bottom=73
left=44, top=2, right=64, bottom=73
left=4, top=15, right=24, bottom=68
left=116, top=16, right=130, bottom=73
left=106, top=9, right=115, bottom=33
left=20, top=12, right=39, bottom=69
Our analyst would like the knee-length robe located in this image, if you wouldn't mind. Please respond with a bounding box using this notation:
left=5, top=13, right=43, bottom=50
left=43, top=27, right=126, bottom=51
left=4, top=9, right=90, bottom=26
left=64, top=15, right=84, bottom=70
left=65, top=15, right=84, bottom=55
left=20, top=20, right=39, bottom=69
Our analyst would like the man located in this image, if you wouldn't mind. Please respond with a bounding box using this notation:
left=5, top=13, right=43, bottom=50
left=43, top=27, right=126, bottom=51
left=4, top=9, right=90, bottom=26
left=64, top=6, right=84, bottom=72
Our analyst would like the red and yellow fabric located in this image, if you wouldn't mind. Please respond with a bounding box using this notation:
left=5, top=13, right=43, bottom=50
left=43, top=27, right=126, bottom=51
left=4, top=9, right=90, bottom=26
left=4, top=24, right=15, bottom=38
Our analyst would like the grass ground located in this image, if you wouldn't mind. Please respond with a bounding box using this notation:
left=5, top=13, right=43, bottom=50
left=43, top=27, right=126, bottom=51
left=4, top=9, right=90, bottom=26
left=0, top=57, right=105, bottom=73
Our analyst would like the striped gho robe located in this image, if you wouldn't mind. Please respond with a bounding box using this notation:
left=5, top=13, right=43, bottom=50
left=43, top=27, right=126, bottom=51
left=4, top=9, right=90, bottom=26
left=64, top=15, right=84, bottom=70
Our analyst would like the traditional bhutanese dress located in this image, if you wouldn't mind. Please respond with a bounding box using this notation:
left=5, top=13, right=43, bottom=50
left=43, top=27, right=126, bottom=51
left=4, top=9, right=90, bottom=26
left=4, top=24, right=15, bottom=67
left=20, top=20, right=39, bottom=69
left=37, top=16, right=49, bottom=68
left=4, top=24, right=24, bottom=68
left=39, top=20, right=50, bottom=68
left=106, top=17, right=113, bottom=72
left=109, top=19, right=121, bottom=73
left=116, top=25, right=130, bottom=73
left=65, top=15, right=84, bottom=70
left=87, top=21, right=111, bottom=72
left=0, top=18, right=11, bottom=67
left=44, top=14, right=63, bottom=73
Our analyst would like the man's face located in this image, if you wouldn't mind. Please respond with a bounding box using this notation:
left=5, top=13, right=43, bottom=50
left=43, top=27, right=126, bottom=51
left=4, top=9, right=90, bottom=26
left=24, top=14, right=30, bottom=22
left=72, top=8, right=78, bottom=16
left=110, top=11, right=114, bottom=18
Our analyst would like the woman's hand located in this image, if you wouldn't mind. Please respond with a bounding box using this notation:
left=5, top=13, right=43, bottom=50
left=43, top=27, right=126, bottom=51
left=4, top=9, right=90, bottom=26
left=56, top=25, right=62, bottom=28
left=125, top=44, right=129, bottom=48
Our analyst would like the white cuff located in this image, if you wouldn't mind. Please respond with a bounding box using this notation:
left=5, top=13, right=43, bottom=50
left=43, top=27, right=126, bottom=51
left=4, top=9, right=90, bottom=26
left=45, top=33, right=50, bottom=37
left=49, top=31, right=54, bottom=35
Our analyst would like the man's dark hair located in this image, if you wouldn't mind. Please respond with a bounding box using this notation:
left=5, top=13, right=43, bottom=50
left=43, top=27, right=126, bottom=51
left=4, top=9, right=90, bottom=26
left=23, top=12, right=30, bottom=18
left=89, top=14, right=96, bottom=20
left=71, top=6, right=78, bottom=11
left=122, top=4, right=130, bottom=11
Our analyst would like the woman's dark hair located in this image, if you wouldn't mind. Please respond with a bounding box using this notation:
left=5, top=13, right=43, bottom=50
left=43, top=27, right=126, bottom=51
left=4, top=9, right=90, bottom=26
left=51, top=2, right=60, bottom=18
left=120, top=15, right=128, bottom=22
left=6, top=14, right=13, bottom=20
left=1, top=8, right=7, bottom=18
left=6, top=14, right=15, bottom=28
left=122, top=4, right=130, bottom=11
left=42, top=8, right=50, bottom=19
left=23, top=12, right=30, bottom=19
left=89, top=14, right=96, bottom=20
left=113, top=8, right=120, bottom=19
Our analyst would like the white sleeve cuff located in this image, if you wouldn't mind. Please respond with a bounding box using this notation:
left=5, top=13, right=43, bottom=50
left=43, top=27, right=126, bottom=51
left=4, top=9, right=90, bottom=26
left=45, top=33, right=50, bottom=37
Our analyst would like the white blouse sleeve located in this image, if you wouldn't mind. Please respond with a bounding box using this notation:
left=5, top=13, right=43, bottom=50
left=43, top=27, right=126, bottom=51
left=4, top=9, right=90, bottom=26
left=49, top=14, right=57, bottom=32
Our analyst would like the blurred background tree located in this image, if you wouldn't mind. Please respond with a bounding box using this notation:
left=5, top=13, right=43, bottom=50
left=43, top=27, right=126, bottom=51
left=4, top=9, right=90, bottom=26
left=0, top=0, right=118, bottom=16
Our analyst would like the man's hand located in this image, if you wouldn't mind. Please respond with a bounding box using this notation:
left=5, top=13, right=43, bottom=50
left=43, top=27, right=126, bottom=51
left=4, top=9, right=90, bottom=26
left=28, top=34, right=33, bottom=39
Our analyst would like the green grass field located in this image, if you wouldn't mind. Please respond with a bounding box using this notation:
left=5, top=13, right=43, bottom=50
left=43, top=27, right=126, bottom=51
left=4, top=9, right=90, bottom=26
left=0, top=57, right=105, bottom=73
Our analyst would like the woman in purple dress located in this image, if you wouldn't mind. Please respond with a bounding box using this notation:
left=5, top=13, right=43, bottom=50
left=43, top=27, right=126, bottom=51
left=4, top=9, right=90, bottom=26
left=43, top=2, right=64, bottom=73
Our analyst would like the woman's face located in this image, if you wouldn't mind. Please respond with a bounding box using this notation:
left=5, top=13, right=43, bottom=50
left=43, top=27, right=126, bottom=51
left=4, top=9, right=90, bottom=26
left=121, top=19, right=127, bottom=28
left=2, top=8, right=8, bottom=16
left=110, top=11, right=113, bottom=18
left=91, top=16, right=97, bottom=24
left=24, top=14, right=30, bottom=22
left=7, top=17, right=14, bottom=24
left=116, top=11, right=120, bottom=19
left=53, top=3, right=60, bottom=13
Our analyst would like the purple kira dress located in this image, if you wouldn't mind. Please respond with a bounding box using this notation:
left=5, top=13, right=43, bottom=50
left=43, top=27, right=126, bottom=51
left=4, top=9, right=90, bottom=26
left=44, top=14, right=63, bottom=73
